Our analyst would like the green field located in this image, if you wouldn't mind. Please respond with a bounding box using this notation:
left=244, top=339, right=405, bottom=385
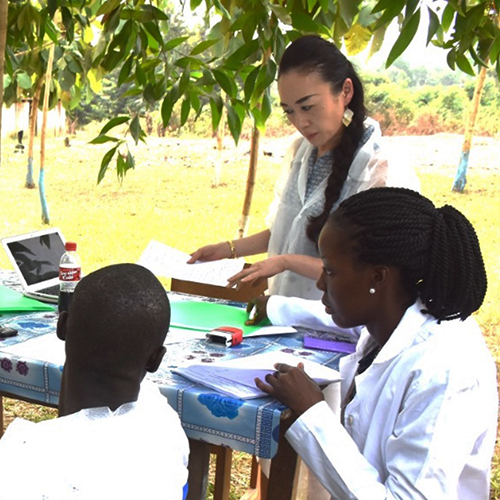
left=1, top=129, right=499, bottom=498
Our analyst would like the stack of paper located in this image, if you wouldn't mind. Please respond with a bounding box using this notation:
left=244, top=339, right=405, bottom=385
left=174, top=351, right=340, bottom=399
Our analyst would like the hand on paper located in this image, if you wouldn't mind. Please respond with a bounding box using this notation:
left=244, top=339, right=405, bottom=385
left=245, top=296, right=270, bottom=325
left=187, top=242, right=231, bottom=263
left=255, top=362, right=325, bottom=416
left=227, top=256, right=287, bottom=288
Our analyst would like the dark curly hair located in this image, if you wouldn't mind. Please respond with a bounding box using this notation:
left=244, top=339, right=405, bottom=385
left=330, top=187, right=487, bottom=322
left=278, top=35, right=367, bottom=243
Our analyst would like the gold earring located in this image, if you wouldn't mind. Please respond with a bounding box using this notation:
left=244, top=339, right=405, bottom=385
left=342, top=108, right=353, bottom=127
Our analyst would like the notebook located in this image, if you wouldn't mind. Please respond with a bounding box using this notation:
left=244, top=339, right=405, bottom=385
left=2, top=228, right=66, bottom=303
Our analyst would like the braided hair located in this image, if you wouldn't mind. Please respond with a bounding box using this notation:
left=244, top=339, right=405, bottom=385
left=331, top=187, right=487, bottom=322
left=278, top=35, right=367, bottom=243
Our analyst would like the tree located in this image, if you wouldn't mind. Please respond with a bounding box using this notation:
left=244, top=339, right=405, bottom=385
left=0, top=0, right=8, bottom=165
left=452, top=8, right=499, bottom=193
left=2, top=0, right=499, bottom=222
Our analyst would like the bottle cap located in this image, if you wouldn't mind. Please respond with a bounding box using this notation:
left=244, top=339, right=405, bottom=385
left=65, top=242, right=77, bottom=251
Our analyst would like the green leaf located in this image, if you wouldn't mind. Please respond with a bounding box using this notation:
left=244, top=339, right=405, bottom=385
left=244, top=66, right=260, bottom=103
left=135, top=63, right=147, bottom=86
left=213, top=69, right=236, bottom=98
left=338, top=0, right=360, bottom=27
left=291, top=12, right=321, bottom=32
left=318, top=0, right=329, bottom=12
left=164, top=36, right=190, bottom=51
left=61, top=6, right=74, bottom=42
left=213, top=0, right=230, bottom=19
left=96, top=0, right=122, bottom=16
left=386, top=10, right=420, bottom=67
left=190, top=92, right=201, bottom=114
left=141, top=5, right=169, bottom=22
left=178, top=66, right=191, bottom=96
left=368, top=26, right=387, bottom=58
left=210, top=94, right=224, bottom=129
left=226, top=105, right=242, bottom=144
left=99, top=116, right=130, bottom=136
left=89, top=135, right=119, bottom=145
left=490, top=35, right=500, bottom=63
left=446, top=48, right=457, bottom=71
left=190, top=39, right=219, bottom=56
left=252, top=61, right=277, bottom=106
left=441, top=3, right=455, bottom=33
left=224, top=40, right=260, bottom=70
left=269, top=4, right=292, bottom=24
left=455, top=52, right=475, bottom=76
left=16, top=71, right=32, bottom=89
left=118, top=56, right=134, bottom=86
left=130, top=114, right=141, bottom=144
left=427, top=7, right=440, bottom=45
left=371, top=0, right=399, bottom=15
left=180, top=98, right=191, bottom=126
left=97, top=145, right=118, bottom=184
left=116, top=153, right=126, bottom=181
left=261, top=89, right=272, bottom=123
left=161, top=92, right=175, bottom=126
left=372, top=0, right=406, bottom=30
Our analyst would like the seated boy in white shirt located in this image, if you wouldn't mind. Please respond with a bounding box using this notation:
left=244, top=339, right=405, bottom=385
left=0, top=263, right=189, bottom=500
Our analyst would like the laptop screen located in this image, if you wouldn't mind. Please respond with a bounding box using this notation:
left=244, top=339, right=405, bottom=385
left=4, top=232, right=66, bottom=286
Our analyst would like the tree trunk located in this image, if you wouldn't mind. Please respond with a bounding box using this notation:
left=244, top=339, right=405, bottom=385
left=212, top=111, right=225, bottom=187
left=238, top=124, right=260, bottom=238
left=452, top=63, right=488, bottom=192
left=26, top=79, right=42, bottom=189
left=39, top=45, right=55, bottom=224
left=0, top=0, right=9, bottom=168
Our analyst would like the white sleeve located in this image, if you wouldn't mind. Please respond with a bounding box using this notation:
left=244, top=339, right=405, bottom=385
left=287, top=368, right=497, bottom=500
left=267, top=295, right=361, bottom=340
left=286, top=402, right=386, bottom=500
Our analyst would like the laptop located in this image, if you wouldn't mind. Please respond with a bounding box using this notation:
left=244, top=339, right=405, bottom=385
left=2, top=228, right=66, bottom=303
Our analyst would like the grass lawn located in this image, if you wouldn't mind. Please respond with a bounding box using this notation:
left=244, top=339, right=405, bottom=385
left=1, top=128, right=499, bottom=499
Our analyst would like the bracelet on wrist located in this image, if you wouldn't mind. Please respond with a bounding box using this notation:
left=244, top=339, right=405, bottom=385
left=227, top=240, right=237, bottom=259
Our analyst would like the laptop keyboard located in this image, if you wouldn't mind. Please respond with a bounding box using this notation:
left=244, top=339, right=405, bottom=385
left=37, top=284, right=60, bottom=296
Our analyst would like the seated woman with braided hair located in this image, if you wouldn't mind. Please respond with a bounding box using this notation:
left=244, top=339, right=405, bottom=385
left=254, top=187, right=498, bottom=500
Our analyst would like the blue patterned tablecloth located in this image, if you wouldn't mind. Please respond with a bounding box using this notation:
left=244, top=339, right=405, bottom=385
left=0, top=270, right=351, bottom=459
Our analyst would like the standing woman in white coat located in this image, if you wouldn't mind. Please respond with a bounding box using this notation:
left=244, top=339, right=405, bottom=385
left=256, top=187, right=497, bottom=499
left=189, top=35, right=419, bottom=300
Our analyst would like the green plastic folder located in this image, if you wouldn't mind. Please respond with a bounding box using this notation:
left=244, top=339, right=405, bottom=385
left=170, top=301, right=270, bottom=336
left=0, top=285, right=55, bottom=312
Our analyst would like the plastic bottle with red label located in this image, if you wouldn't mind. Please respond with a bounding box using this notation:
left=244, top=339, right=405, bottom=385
left=58, top=241, right=81, bottom=314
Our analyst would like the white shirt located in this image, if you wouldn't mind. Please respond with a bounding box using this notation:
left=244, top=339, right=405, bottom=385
left=266, top=119, right=420, bottom=299
left=0, top=381, right=190, bottom=500
left=286, top=301, right=498, bottom=500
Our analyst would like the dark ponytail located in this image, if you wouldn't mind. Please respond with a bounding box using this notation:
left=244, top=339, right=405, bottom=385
left=331, top=187, right=487, bottom=322
left=278, top=35, right=367, bottom=243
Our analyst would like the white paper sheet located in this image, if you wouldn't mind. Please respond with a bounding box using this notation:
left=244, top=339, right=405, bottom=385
left=175, top=351, right=340, bottom=399
left=138, top=240, right=245, bottom=287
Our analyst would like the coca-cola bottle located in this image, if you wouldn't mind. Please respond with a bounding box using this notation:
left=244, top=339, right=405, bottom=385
left=58, top=242, right=81, bottom=314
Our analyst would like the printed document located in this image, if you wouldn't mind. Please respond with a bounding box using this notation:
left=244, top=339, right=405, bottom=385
left=175, top=351, right=340, bottom=399
left=138, top=240, right=245, bottom=287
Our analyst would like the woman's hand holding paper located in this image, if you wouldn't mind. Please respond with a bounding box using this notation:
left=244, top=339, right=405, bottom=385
left=255, top=362, right=325, bottom=416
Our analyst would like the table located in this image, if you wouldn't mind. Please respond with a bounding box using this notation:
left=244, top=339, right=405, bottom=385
left=0, top=270, right=351, bottom=499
